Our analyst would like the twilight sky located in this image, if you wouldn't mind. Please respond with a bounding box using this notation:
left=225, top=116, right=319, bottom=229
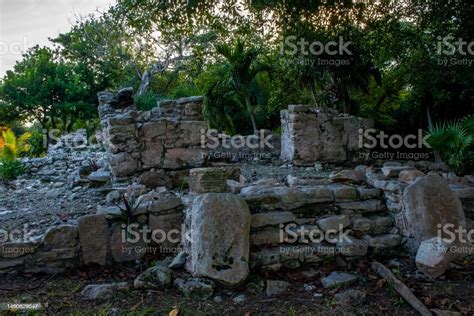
left=0, top=0, right=116, bottom=75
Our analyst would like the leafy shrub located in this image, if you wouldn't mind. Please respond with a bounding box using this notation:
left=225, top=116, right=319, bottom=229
left=136, top=91, right=159, bottom=111
left=0, top=129, right=31, bottom=180
left=427, top=116, right=474, bottom=173
left=27, top=129, right=47, bottom=157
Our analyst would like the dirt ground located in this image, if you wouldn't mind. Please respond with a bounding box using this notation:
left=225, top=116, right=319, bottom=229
left=0, top=256, right=472, bottom=316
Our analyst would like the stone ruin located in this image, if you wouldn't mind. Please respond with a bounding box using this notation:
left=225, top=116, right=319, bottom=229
left=1, top=88, right=473, bottom=297
left=281, top=104, right=372, bottom=165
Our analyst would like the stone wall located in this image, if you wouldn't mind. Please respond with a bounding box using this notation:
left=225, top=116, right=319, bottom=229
left=0, top=185, right=184, bottom=275
left=98, top=88, right=207, bottom=180
left=98, top=88, right=280, bottom=184
left=281, top=105, right=373, bottom=166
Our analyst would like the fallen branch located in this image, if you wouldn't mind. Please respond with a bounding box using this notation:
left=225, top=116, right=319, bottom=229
left=371, top=261, right=432, bottom=316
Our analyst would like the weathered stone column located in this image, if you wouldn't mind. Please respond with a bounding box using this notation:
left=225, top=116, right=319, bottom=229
left=187, top=193, right=251, bottom=285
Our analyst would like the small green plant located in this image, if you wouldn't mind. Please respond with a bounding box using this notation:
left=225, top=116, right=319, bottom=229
left=0, top=129, right=31, bottom=181
left=427, top=116, right=474, bottom=173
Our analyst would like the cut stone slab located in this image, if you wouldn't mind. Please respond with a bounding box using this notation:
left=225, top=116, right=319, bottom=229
left=331, top=185, right=358, bottom=201
left=321, top=272, right=358, bottom=288
left=188, top=193, right=250, bottom=285
left=251, top=211, right=295, bottom=228
left=338, top=200, right=386, bottom=213
left=402, top=174, right=466, bottom=248
left=357, top=187, right=382, bottom=200
left=43, top=225, right=77, bottom=250
left=87, top=170, right=111, bottom=182
left=266, top=280, right=290, bottom=296
left=363, top=234, right=401, bottom=250
left=316, top=215, right=350, bottom=232
left=382, top=166, right=414, bottom=178
left=329, top=170, right=365, bottom=183
left=416, top=237, right=458, bottom=279
left=398, top=170, right=425, bottom=184
left=337, top=237, right=368, bottom=257
left=77, top=214, right=109, bottom=266
left=251, top=228, right=283, bottom=246
left=96, top=205, right=122, bottom=219
left=189, top=168, right=229, bottom=194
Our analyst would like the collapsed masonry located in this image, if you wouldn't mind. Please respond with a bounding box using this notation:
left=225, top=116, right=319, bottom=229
left=1, top=88, right=472, bottom=286
left=97, top=88, right=280, bottom=186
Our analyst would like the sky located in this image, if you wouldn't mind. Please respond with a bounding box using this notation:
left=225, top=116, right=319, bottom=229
left=0, top=0, right=116, bottom=76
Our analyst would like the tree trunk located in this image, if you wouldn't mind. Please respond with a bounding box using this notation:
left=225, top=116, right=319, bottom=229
left=136, top=68, right=153, bottom=98
left=244, top=95, right=258, bottom=135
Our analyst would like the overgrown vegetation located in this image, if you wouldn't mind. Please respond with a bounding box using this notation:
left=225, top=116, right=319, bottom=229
left=427, top=116, right=474, bottom=173
left=0, top=129, right=31, bottom=180
left=0, top=0, right=472, bottom=171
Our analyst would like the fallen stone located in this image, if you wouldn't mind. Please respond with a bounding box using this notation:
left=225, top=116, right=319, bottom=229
left=81, top=282, right=129, bottom=300
left=335, top=289, right=366, bottom=306
left=402, top=174, right=466, bottom=247
left=174, top=278, right=215, bottom=300
left=416, top=237, right=458, bottom=279
left=266, top=280, right=290, bottom=296
left=169, top=251, right=187, bottom=269
left=87, top=170, right=111, bottom=182
left=134, top=265, right=172, bottom=289
left=232, top=294, right=247, bottom=304
left=321, top=272, right=358, bottom=289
